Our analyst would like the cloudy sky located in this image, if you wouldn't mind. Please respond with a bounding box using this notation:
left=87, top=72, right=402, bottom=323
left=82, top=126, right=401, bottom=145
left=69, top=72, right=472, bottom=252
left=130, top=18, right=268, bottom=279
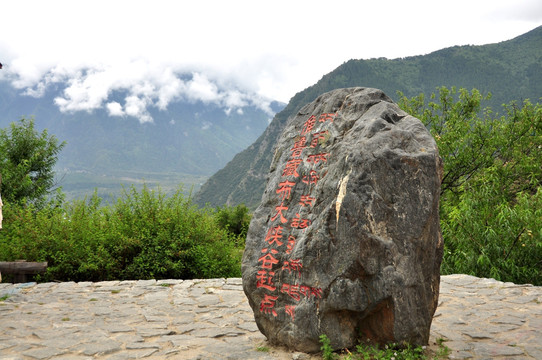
left=1, top=0, right=541, bottom=123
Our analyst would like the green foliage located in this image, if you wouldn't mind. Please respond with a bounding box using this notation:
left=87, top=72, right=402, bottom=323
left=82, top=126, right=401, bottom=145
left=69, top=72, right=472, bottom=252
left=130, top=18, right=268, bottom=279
left=398, top=87, right=496, bottom=196
left=256, top=345, right=270, bottom=352
left=320, top=334, right=337, bottom=360
left=434, top=339, right=450, bottom=359
left=0, top=117, right=65, bottom=206
left=318, top=335, right=447, bottom=360
left=214, top=204, right=251, bottom=239
left=0, top=185, right=244, bottom=282
left=350, top=343, right=426, bottom=360
left=399, top=87, right=542, bottom=285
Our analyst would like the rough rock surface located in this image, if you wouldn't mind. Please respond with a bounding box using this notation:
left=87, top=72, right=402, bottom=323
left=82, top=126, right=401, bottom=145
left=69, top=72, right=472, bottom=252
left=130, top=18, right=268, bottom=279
left=242, top=87, right=444, bottom=353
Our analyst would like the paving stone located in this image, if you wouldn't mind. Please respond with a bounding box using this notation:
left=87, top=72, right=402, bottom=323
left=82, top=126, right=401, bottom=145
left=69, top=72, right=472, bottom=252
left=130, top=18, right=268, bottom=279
left=190, top=327, right=245, bottom=338
left=448, top=350, right=474, bottom=359
left=22, top=347, right=67, bottom=359
left=506, top=295, right=539, bottom=304
left=0, top=355, right=25, bottom=360
left=100, top=323, right=134, bottom=333
left=237, top=322, right=259, bottom=332
left=103, top=349, right=158, bottom=359
left=42, top=336, right=86, bottom=349
left=524, top=345, right=542, bottom=359
left=471, top=343, right=525, bottom=357
left=490, top=315, right=526, bottom=326
left=167, top=335, right=209, bottom=349
left=137, top=328, right=177, bottom=338
left=156, top=279, right=183, bottom=286
left=0, top=276, right=540, bottom=359
left=77, top=340, right=123, bottom=356
left=125, top=343, right=160, bottom=350
left=485, top=324, right=520, bottom=333
left=462, top=330, right=492, bottom=339
left=133, top=280, right=157, bottom=287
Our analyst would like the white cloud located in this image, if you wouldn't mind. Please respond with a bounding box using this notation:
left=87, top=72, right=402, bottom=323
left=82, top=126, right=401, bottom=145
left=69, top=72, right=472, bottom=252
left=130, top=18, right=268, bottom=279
left=0, top=0, right=539, bottom=120
left=107, top=102, right=124, bottom=117
left=124, top=95, right=153, bottom=124
left=10, top=60, right=275, bottom=123
left=186, top=73, right=220, bottom=103
left=54, top=68, right=112, bottom=112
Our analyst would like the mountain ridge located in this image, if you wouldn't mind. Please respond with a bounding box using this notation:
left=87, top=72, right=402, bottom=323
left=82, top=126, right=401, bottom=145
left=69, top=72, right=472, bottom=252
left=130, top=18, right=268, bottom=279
left=194, top=25, right=542, bottom=209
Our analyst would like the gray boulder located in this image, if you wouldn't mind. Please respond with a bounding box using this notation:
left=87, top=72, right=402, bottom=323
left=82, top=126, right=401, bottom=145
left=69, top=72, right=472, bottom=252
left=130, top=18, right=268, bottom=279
left=242, top=87, right=443, bottom=352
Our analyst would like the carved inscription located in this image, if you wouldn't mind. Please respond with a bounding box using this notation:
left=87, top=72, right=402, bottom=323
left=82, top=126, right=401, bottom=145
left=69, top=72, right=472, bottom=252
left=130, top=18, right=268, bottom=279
left=254, top=112, right=337, bottom=320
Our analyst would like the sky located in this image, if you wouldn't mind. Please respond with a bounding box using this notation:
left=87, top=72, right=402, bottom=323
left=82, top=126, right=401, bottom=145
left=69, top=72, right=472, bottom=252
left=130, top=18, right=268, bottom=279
left=1, top=0, right=541, bottom=123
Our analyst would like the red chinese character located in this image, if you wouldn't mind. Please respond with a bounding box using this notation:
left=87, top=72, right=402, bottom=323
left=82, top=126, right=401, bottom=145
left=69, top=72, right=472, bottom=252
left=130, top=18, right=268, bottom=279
left=258, top=248, right=279, bottom=269
left=282, top=259, right=303, bottom=276
left=299, top=285, right=311, bottom=298
left=276, top=180, right=296, bottom=200
left=265, top=225, right=284, bottom=246
left=299, top=285, right=323, bottom=298
left=290, top=137, right=307, bottom=159
left=301, top=115, right=317, bottom=135
left=299, top=195, right=316, bottom=207
left=282, top=158, right=303, bottom=177
left=291, top=213, right=311, bottom=230
left=260, top=294, right=279, bottom=317
left=306, top=153, right=329, bottom=165
left=318, top=113, right=337, bottom=123
left=310, top=131, right=329, bottom=148
left=311, top=287, right=323, bottom=298
left=286, top=235, right=296, bottom=254
left=271, top=202, right=289, bottom=224
left=285, top=305, right=295, bottom=321
left=256, top=270, right=276, bottom=291
left=302, top=170, right=319, bottom=185
left=281, top=283, right=301, bottom=301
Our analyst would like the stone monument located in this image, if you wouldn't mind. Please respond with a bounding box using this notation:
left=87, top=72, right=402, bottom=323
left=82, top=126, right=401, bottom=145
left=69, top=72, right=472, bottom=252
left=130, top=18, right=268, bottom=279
left=242, top=87, right=444, bottom=352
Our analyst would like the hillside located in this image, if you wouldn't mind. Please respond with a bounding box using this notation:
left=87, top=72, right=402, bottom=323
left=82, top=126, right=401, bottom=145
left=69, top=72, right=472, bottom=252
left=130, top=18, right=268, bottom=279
left=194, top=25, right=542, bottom=209
left=0, top=79, right=284, bottom=201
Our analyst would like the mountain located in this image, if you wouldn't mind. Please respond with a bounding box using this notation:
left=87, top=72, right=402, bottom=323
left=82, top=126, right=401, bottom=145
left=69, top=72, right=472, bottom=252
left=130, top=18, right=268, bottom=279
left=0, top=78, right=285, bottom=201
left=194, top=25, right=542, bottom=209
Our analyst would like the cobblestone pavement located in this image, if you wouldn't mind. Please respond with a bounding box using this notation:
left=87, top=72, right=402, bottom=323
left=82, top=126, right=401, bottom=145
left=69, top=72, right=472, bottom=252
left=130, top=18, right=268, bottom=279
left=0, top=275, right=541, bottom=359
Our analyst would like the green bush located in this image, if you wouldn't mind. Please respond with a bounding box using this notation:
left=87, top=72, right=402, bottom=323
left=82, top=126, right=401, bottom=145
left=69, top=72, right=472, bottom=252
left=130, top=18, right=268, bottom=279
left=0, top=185, right=243, bottom=282
left=214, top=203, right=251, bottom=239
left=399, top=88, right=542, bottom=285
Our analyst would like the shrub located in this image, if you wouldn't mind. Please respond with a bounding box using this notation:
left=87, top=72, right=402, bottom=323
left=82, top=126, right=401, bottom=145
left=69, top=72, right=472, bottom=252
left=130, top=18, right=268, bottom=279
left=399, top=88, right=542, bottom=285
left=0, top=185, right=243, bottom=282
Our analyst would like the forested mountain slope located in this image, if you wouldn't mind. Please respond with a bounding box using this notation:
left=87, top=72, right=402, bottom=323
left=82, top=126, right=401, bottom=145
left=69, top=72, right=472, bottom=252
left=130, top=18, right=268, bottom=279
left=194, top=25, right=542, bottom=209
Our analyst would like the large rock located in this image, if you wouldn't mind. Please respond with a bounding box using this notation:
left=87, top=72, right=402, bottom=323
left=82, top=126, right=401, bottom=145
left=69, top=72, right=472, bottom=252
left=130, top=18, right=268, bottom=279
left=242, top=87, right=443, bottom=352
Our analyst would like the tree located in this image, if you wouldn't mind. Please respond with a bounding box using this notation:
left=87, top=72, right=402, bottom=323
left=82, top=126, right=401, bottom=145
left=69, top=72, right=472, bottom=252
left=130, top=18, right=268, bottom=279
left=0, top=117, right=65, bottom=206
left=214, top=204, right=251, bottom=238
left=399, top=87, right=542, bottom=285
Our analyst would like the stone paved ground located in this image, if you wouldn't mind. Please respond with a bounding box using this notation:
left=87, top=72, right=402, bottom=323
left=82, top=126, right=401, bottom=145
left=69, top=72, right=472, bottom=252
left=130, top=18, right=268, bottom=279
left=0, top=275, right=541, bottom=359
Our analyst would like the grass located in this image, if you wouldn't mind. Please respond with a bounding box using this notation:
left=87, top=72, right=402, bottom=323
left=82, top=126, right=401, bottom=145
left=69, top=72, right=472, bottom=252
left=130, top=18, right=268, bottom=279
left=319, top=335, right=450, bottom=359
left=0, top=294, right=9, bottom=301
